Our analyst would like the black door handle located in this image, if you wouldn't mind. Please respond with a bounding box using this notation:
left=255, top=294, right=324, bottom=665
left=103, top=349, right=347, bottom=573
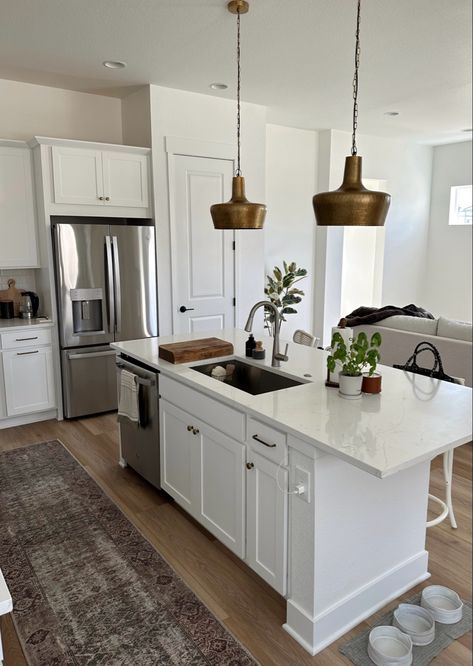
left=179, top=306, right=195, bottom=313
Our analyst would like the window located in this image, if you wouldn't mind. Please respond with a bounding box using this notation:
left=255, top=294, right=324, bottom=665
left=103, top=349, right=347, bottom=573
left=448, top=185, right=472, bottom=226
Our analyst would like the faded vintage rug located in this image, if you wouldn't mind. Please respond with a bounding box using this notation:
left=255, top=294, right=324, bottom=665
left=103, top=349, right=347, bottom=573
left=0, top=440, right=257, bottom=665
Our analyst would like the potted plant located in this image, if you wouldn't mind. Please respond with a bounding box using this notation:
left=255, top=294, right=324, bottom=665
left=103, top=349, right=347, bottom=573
left=264, top=261, right=308, bottom=336
left=327, top=331, right=382, bottom=399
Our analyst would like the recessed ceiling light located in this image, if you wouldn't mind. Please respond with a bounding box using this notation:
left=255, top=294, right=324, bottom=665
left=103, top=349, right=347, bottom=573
left=103, top=60, right=127, bottom=69
left=384, top=111, right=399, bottom=117
left=209, top=83, right=228, bottom=90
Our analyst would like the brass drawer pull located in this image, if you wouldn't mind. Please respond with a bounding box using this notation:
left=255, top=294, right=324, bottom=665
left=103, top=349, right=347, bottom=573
left=187, top=425, right=193, bottom=432
left=15, top=336, right=38, bottom=341
left=192, top=428, right=200, bottom=435
left=16, top=350, right=39, bottom=356
left=252, top=434, right=276, bottom=448
left=246, top=462, right=254, bottom=470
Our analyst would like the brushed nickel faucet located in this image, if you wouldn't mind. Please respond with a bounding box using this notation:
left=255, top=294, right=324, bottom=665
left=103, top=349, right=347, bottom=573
left=244, top=301, right=289, bottom=368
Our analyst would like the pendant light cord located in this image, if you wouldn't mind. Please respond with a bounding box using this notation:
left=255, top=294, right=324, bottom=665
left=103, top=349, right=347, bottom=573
left=236, top=8, right=242, bottom=176
left=351, top=0, right=361, bottom=156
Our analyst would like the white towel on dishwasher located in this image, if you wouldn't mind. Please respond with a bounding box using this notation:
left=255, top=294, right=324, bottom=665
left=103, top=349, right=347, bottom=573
left=118, top=369, right=140, bottom=423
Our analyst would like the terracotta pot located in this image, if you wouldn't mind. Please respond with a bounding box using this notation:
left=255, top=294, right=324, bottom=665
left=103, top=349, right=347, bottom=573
left=362, top=372, right=382, bottom=394
left=338, top=373, right=363, bottom=399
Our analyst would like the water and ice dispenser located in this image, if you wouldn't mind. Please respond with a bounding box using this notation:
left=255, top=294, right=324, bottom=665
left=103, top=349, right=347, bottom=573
left=70, top=288, right=104, bottom=334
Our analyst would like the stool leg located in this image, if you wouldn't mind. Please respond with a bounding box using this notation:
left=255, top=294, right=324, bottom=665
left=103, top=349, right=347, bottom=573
left=443, top=449, right=457, bottom=529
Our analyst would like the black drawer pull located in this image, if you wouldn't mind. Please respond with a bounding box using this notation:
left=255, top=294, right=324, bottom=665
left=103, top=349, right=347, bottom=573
left=16, top=350, right=39, bottom=356
left=252, top=434, right=276, bottom=448
left=15, top=336, right=38, bottom=342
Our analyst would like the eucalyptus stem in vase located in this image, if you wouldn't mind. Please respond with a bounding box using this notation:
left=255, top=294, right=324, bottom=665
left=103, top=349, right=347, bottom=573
left=264, top=261, right=308, bottom=336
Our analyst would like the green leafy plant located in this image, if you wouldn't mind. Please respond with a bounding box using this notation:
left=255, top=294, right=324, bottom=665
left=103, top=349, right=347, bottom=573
left=327, top=331, right=382, bottom=377
left=264, top=261, right=308, bottom=333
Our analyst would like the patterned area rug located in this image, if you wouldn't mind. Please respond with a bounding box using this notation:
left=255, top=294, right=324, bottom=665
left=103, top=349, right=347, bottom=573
left=0, top=440, right=257, bottom=665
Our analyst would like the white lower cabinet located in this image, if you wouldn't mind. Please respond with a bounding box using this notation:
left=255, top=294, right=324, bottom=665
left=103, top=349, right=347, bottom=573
left=246, top=451, right=288, bottom=595
left=160, top=399, right=246, bottom=558
left=0, top=355, right=6, bottom=419
left=2, top=346, right=55, bottom=416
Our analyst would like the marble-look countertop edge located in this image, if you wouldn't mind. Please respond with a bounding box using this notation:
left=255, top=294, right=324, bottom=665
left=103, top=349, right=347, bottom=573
left=0, top=319, right=54, bottom=333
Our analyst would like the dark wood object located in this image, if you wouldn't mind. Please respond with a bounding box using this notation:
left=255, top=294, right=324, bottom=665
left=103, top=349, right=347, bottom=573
left=158, top=337, right=234, bottom=364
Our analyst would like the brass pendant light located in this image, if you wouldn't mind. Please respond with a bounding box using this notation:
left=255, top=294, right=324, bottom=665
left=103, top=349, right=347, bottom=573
left=313, top=0, right=391, bottom=227
left=211, top=0, right=266, bottom=230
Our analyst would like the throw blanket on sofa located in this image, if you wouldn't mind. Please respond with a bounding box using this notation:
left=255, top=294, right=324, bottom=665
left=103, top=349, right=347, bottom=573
left=342, top=304, right=434, bottom=328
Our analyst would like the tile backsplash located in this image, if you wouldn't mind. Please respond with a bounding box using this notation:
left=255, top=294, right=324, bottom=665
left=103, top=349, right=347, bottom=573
left=0, top=269, right=37, bottom=292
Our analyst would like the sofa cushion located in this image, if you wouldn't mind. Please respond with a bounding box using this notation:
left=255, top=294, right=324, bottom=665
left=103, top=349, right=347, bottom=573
left=376, top=315, right=439, bottom=336
left=437, top=316, right=473, bottom=342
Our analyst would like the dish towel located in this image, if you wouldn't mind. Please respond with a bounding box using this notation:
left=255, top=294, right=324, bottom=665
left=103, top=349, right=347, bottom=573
left=118, top=369, right=140, bottom=424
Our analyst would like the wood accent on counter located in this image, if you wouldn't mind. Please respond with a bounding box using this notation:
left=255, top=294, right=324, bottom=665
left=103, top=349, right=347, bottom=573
left=158, top=337, right=234, bottom=364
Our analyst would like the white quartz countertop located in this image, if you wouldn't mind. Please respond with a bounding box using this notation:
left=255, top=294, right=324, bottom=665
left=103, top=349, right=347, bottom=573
left=112, top=329, right=472, bottom=479
left=0, top=318, right=54, bottom=333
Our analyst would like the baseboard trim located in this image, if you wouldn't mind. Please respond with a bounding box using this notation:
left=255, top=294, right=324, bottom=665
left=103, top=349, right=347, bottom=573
left=0, top=409, right=57, bottom=430
left=283, top=550, right=430, bottom=655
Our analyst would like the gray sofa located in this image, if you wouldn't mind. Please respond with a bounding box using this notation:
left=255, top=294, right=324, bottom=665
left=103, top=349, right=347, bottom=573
left=353, top=315, right=473, bottom=387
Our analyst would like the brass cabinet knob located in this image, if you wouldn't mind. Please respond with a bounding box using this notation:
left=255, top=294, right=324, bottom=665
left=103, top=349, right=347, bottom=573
left=187, top=425, right=193, bottom=432
left=192, top=428, right=200, bottom=435
left=246, top=462, right=254, bottom=470
left=98, top=196, right=104, bottom=201
left=105, top=196, right=111, bottom=201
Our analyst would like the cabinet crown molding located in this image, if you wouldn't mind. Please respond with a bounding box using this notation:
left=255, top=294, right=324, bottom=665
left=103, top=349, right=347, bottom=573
left=28, top=136, right=151, bottom=155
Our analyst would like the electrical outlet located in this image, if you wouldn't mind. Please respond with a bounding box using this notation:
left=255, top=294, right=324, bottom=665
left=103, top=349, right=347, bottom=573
left=294, top=466, right=311, bottom=503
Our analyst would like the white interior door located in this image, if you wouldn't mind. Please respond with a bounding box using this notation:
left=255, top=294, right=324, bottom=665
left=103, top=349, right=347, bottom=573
left=170, top=155, right=235, bottom=334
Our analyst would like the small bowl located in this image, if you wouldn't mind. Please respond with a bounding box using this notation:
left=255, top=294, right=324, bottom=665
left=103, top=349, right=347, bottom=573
left=420, top=585, right=463, bottom=624
left=393, top=604, right=435, bottom=645
left=368, top=626, right=413, bottom=665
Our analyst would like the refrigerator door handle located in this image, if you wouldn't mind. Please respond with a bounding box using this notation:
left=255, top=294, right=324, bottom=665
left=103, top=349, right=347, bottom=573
left=112, top=236, right=122, bottom=334
left=105, top=235, right=115, bottom=334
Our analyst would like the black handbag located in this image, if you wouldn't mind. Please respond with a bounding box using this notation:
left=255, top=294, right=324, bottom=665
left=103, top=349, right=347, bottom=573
left=393, top=341, right=457, bottom=383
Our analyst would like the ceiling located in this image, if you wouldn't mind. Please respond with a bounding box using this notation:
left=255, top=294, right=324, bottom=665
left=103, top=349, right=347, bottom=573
left=0, top=0, right=471, bottom=145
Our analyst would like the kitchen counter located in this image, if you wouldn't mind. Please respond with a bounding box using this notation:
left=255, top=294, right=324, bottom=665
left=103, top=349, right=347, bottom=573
left=113, top=328, right=472, bottom=479
left=113, top=328, right=472, bottom=655
left=0, top=318, right=53, bottom=333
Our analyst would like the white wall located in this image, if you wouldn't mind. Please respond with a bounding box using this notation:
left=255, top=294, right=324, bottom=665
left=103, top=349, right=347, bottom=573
left=315, top=130, right=433, bottom=344
left=422, top=141, right=472, bottom=321
left=121, top=87, right=152, bottom=148
left=265, top=124, right=317, bottom=339
left=0, top=78, right=123, bottom=143
left=149, top=85, right=266, bottom=336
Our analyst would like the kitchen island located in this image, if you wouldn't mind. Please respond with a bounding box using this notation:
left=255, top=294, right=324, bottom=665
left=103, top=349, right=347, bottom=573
left=112, top=329, right=472, bottom=655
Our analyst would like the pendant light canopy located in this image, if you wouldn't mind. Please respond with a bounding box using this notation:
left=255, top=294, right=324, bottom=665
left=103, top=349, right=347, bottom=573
left=211, top=0, right=266, bottom=230
left=313, top=0, right=391, bottom=227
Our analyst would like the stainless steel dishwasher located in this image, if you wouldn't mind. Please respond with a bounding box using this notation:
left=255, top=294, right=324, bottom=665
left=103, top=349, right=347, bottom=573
left=116, top=354, right=161, bottom=489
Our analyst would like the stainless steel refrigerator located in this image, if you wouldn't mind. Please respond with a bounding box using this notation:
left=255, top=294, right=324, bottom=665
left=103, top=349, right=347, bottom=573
left=52, top=217, right=158, bottom=418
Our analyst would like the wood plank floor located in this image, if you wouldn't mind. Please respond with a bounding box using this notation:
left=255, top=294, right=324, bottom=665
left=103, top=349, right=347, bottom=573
left=0, top=416, right=471, bottom=665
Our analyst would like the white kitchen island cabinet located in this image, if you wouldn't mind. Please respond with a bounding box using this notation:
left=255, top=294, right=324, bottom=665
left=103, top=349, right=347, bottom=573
left=112, top=329, right=472, bottom=656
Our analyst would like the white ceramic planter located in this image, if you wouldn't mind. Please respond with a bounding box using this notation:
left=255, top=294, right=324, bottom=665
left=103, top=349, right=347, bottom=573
left=338, top=373, right=363, bottom=399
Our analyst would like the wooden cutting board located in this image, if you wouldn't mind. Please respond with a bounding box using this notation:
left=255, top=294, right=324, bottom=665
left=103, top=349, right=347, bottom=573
left=0, top=279, right=23, bottom=316
left=159, top=337, right=234, bottom=364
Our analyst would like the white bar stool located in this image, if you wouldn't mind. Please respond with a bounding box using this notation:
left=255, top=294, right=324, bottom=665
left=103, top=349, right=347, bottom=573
left=427, top=448, right=457, bottom=529
left=0, top=569, right=13, bottom=666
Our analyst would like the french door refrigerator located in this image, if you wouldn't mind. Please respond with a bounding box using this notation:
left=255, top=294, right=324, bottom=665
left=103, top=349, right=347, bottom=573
left=52, top=217, right=157, bottom=418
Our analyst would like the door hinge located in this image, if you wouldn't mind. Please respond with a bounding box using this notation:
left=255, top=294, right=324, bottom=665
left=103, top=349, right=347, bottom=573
left=232, top=240, right=236, bottom=251
left=232, top=297, right=236, bottom=307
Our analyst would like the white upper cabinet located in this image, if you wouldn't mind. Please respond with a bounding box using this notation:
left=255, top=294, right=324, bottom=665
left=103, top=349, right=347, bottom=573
left=0, top=144, right=38, bottom=268
left=102, top=151, right=149, bottom=208
left=51, top=144, right=149, bottom=209
left=51, top=146, right=103, bottom=205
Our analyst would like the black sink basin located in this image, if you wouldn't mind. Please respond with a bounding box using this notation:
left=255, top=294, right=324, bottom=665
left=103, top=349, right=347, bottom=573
left=190, top=358, right=306, bottom=395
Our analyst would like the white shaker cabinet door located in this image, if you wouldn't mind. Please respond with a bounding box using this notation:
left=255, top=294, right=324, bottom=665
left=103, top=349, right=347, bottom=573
left=0, top=146, right=38, bottom=268
left=160, top=400, right=199, bottom=516
left=51, top=146, right=104, bottom=205
left=196, top=422, right=246, bottom=558
left=246, top=451, right=288, bottom=595
left=2, top=347, right=55, bottom=416
left=102, top=151, right=149, bottom=208
left=0, top=355, right=6, bottom=418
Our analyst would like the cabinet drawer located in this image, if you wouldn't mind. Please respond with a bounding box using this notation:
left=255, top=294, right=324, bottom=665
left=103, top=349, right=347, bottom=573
left=1, top=328, right=52, bottom=350
left=248, top=417, right=288, bottom=465
left=160, top=375, right=245, bottom=442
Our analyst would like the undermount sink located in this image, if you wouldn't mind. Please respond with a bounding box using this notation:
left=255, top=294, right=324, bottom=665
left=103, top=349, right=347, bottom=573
left=190, top=358, right=307, bottom=395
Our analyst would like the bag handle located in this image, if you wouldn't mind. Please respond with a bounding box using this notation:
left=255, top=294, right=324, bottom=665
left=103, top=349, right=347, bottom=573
left=400, top=341, right=450, bottom=380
